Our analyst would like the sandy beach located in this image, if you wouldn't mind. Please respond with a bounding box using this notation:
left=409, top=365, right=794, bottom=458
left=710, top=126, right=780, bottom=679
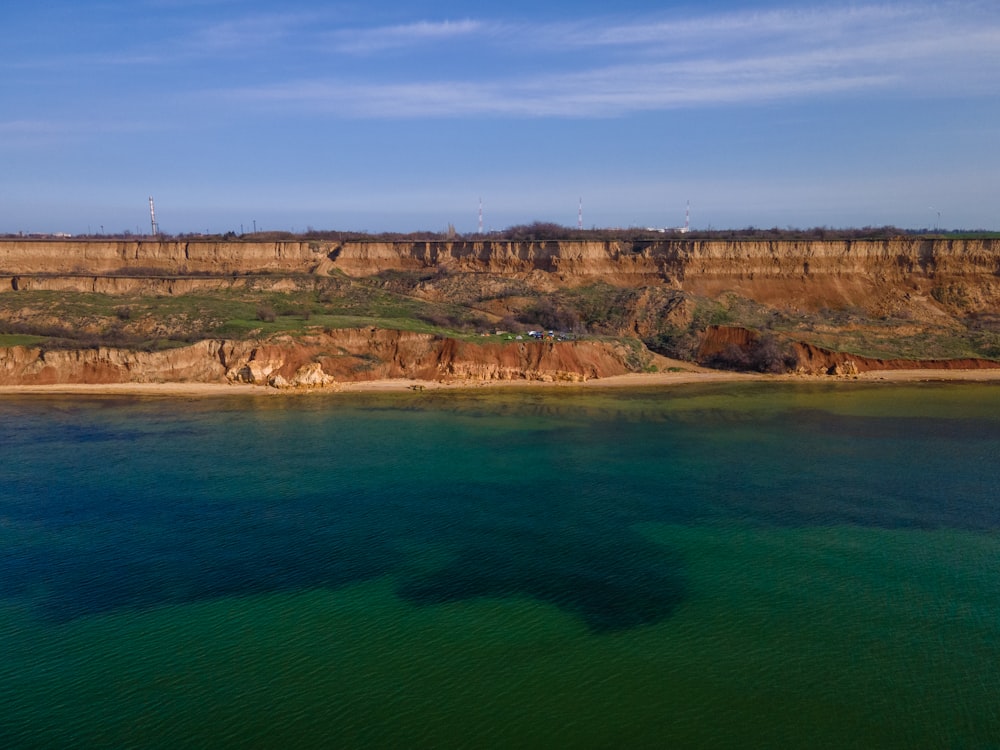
left=1, top=367, right=999, bottom=398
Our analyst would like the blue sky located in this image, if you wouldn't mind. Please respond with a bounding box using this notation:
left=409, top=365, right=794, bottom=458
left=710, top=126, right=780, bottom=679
left=3, top=0, right=998, bottom=234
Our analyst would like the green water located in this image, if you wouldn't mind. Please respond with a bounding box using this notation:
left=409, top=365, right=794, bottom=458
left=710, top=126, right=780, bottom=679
left=1, top=383, right=999, bottom=747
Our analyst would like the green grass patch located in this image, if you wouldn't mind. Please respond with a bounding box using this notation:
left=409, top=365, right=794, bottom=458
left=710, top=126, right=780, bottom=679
left=0, top=334, right=48, bottom=347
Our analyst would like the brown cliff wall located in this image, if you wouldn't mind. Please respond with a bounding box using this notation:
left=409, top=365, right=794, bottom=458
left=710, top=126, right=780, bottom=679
left=790, top=341, right=1000, bottom=375
left=4, top=274, right=312, bottom=295
left=5, top=238, right=998, bottom=320
left=0, top=240, right=327, bottom=275
left=0, top=329, right=637, bottom=387
left=332, top=238, right=1000, bottom=278
left=327, top=238, right=1000, bottom=317
left=695, top=326, right=1000, bottom=375
left=3, top=238, right=997, bottom=281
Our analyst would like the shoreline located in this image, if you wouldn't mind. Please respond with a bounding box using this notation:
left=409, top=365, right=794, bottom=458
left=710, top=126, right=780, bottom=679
left=2, top=367, right=999, bottom=398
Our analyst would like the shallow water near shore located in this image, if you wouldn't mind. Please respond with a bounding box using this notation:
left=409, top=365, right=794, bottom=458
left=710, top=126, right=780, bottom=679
left=2, top=382, right=999, bottom=747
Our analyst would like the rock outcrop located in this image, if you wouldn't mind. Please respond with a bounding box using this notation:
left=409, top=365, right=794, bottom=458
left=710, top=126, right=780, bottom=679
left=790, top=341, right=1000, bottom=376
left=694, top=325, right=1000, bottom=375
left=0, top=339, right=241, bottom=385
left=0, top=329, right=639, bottom=387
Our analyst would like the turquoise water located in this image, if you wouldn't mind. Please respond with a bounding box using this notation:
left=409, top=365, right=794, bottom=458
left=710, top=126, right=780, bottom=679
left=1, top=383, right=999, bottom=747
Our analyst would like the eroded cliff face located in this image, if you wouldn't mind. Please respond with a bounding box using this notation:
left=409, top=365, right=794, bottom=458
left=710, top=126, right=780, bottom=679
left=4, top=237, right=997, bottom=278
left=5, top=274, right=314, bottom=296
left=694, top=325, right=1000, bottom=375
left=789, top=341, right=1000, bottom=376
left=5, top=237, right=998, bottom=317
left=0, top=240, right=327, bottom=275
left=2, top=238, right=998, bottom=383
left=0, top=329, right=637, bottom=387
left=327, top=237, right=999, bottom=278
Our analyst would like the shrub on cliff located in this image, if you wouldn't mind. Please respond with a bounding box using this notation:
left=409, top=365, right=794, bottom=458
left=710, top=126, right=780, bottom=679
left=516, top=298, right=582, bottom=333
left=277, top=305, right=311, bottom=321
left=645, top=327, right=700, bottom=361
left=503, top=222, right=569, bottom=241
left=706, top=343, right=752, bottom=371
left=416, top=309, right=491, bottom=333
left=703, top=333, right=797, bottom=373
left=750, top=334, right=798, bottom=373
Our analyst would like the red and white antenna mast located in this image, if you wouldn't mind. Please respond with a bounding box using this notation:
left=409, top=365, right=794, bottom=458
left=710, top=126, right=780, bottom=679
left=683, top=200, right=690, bottom=233
left=578, top=197, right=583, bottom=230
left=148, top=196, right=159, bottom=236
left=478, top=197, right=483, bottom=234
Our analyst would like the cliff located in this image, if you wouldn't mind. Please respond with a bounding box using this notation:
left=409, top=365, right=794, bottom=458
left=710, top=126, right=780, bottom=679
left=3, top=237, right=997, bottom=280
left=789, top=341, right=1000, bottom=376
left=4, top=237, right=997, bottom=315
left=2, top=238, right=998, bottom=385
left=0, top=239, right=326, bottom=275
left=329, top=237, right=1000, bottom=283
left=697, top=325, right=1000, bottom=376
left=0, top=329, right=637, bottom=387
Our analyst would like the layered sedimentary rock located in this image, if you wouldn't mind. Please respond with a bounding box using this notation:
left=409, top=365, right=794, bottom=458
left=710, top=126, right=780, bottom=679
left=696, top=325, right=1000, bottom=375
left=3, top=237, right=997, bottom=280
left=327, top=238, right=1000, bottom=284
left=0, top=240, right=326, bottom=275
left=5, top=237, right=997, bottom=318
left=0, top=329, right=636, bottom=387
left=789, top=341, right=1000, bottom=376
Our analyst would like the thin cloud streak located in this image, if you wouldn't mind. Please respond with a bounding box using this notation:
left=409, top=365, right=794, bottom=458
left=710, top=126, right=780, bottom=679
left=235, top=73, right=894, bottom=118
left=329, top=19, right=485, bottom=54
left=220, top=2, right=1000, bottom=118
left=6, top=11, right=320, bottom=70
left=185, top=12, right=321, bottom=54
left=551, top=4, right=918, bottom=48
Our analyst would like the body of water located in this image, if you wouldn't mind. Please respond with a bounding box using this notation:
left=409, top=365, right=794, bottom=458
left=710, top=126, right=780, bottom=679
left=2, top=383, right=999, bottom=747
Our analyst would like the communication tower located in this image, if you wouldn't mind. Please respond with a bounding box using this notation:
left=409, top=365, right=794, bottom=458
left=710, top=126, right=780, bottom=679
left=578, top=198, right=583, bottom=230
left=149, top=196, right=159, bottom=236
left=478, top=197, right=484, bottom=234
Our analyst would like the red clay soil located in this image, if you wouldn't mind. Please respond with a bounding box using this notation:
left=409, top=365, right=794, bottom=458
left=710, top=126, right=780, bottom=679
left=697, top=325, right=1000, bottom=375
left=791, top=341, right=1000, bottom=375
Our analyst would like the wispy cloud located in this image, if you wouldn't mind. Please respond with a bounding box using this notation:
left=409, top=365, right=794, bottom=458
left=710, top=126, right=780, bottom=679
left=329, top=19, right=486, bottom=54
left=4, top=9, right=319, bottom=70
left=184, top=12, right=319, bottom=54
left=545, top=4, right=912, bottom=49
left=228, top=69, right=893, bottom=119
left=221, top=2, right=1000, bottom=118
left=17, top=2, right=995, bottom=118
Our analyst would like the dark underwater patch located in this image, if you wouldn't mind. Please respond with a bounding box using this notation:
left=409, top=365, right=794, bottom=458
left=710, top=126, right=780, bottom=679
left=397, top=529, right=687, bottom=633
left=2, top=392, right=999, bottom=629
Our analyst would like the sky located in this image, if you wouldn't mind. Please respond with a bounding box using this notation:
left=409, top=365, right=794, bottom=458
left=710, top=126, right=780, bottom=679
left=2, top=0, right=999, bottom=235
